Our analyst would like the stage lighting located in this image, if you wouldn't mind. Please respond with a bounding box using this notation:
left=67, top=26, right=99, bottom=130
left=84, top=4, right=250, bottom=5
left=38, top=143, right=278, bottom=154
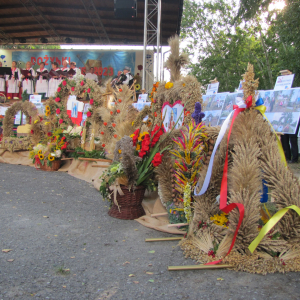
left=18, top=38, right=26, bottom=43
left=65, top=37, right=73, bottom=43
left=114, top=0, right=137, bottom=19
left=40, top=37, right=48, bottom=43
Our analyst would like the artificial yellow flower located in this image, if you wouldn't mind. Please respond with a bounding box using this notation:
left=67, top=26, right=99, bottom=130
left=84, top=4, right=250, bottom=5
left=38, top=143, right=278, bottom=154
left=131, top=121, right=134, bottom=126
left=130, top=133, right=135, bottom=138
left=48, top=154, right=55, bottom=161
left=34, top=120, right=39, bottom=124
left=38, top=150, right=42, bottom=155
left=165, top=82, right=174, bottom=89
left=138, top=131, right=149, bottom=141
left=39, top=154, right=44, bottom=160
left=136, top=144, right=141, bottom=150
left=45, top=111, right=50, bottom=116
left=45, top=122, right=50, bottom=125
left=45, top=105, right=50, bottom=112
left=118, top=149, right=122, bottom=154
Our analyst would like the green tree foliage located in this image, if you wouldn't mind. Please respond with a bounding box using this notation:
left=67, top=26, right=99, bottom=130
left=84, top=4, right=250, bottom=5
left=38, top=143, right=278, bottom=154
left=181, top=0, right=300, bottom=92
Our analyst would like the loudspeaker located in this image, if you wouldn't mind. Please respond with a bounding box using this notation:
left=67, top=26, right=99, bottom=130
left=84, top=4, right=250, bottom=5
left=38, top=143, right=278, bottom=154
left=114, top=0, right=137, bottom=19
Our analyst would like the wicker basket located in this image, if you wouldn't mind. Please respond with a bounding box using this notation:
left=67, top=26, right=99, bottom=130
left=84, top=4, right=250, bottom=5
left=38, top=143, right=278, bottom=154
left=39, top=160, right=61, bottom=172
left=108, top=185, right=146, bottom=220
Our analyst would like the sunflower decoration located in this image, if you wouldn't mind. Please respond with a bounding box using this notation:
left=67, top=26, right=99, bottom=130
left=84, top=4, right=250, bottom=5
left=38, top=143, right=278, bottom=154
left=38, top=153, right=44, bottom=160
left=45, top=111, right=50, bottom=117
left=38, top=150, right=42, bottom=155
left=45, top=105, right=50, bottom=112
left=48, top=154, right=55, bottom=161
left=135, top=83, right=141, bottom=91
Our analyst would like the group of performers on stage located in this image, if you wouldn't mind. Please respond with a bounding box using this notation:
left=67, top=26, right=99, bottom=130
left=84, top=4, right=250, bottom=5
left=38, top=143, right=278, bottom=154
left=0, top=60, right=97, bottom=99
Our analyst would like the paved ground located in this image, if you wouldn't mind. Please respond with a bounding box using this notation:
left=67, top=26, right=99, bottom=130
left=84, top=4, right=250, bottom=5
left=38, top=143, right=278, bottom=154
left=1, top=164, right=300, bottom=300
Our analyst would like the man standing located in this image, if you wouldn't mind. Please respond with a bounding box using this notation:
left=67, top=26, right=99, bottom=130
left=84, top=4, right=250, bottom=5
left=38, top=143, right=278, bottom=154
left=118, top=66, right=133, bottom=86
left=85, top=67, right=98, bottom=83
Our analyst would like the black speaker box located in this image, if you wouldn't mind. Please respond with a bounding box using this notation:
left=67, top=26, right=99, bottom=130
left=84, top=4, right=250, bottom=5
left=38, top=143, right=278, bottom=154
left=114, top=0, right=137, bottom=19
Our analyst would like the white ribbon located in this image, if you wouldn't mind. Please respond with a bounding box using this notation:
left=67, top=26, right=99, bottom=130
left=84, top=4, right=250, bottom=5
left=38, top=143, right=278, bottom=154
left=194, top=97, right=246, bottom=196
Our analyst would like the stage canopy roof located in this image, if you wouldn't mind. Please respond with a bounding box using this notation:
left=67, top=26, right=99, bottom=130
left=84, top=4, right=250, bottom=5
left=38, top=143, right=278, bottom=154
left=0, top=0, right=183, bottom=45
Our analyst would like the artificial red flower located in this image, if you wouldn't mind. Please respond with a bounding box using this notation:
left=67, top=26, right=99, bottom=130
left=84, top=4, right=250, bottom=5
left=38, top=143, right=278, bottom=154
left=59, top=119, right=63, bottom=124
left=47, top=132, right=52, bottom=137
left=103, top=122, right=107, bottom=126
left=185, top=111, right=190, bottom=115
left=62, top=137, right=66, bottom=140
left=83, top=90, right=86, bottom=93
left=56, top=108, right=60, bottom=114
left=152, top=152, right=163, bottom=167
left=117, top=109, right=120, bottom=113
left=112, top=123, right=116, bottom=127
left=138, top=65, right=143, bottom=71
left=118, top=99, right=122, bottom=103
left=131, top=129, right=140, bottom=146
left=141, top=134, right=150, bottom=152
left=138, top=150, right=146, bottom=158
left=154, top=112, right=157, bottom=117
left=71, top=87, right=75, bottom=91
left=150, top=125, right=164, bottom=147
left=101, top=131, right=104, bottom=135
left=40, top=117, right=43, bottom=121
left=90, top=99, right=94, bottom=105
left=80, top=81, right=84, bottom=86
left=119, top=88, right=122, bottom=92
left=114, top=134, right=117, bottom=138
left=87, top=88, right=91, bottom=93
left=55, top=97, right=60, bottom=102
left=57, top=87, right=61, bottom=92
left=102, top=143, right=106, bottom=147
left=110, top=111, right=113, bottom=115
left=30, top=129, right=34, bottom=134
left=86, top=111, right=92, bottom=117
left=62, top=80, right=67, bottom=86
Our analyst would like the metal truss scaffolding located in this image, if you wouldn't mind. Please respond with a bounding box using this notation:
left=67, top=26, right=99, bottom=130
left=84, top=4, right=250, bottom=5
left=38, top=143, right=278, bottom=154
left=142, top=0, right=162, bottom=93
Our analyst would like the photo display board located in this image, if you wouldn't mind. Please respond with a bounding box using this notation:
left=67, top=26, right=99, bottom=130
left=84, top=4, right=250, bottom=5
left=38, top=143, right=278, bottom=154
left=202, top=92, right=229, bottom=126
left=258, top=88, right=300, bottom=134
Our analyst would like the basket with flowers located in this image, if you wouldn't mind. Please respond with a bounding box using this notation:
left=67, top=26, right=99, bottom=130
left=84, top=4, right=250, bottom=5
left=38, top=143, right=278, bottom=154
left=29, top=129, right=68, bottom=171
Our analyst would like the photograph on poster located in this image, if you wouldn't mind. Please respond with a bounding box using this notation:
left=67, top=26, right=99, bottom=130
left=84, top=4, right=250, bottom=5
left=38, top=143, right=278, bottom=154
left=71, top=101, right=78, bottom=118
left=259, top=88, right=300, bottom=113
left=265, top=112, right=300, bottom=134
left=218, top=92, right=243, bottom=125
left=161, top=101, right=184, bottom=132
left=202, top=110, right=221, bottom=126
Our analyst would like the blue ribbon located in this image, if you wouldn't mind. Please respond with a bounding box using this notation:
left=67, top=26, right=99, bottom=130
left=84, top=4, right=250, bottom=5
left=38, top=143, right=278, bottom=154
left=255, top=98, right=264, bottom=107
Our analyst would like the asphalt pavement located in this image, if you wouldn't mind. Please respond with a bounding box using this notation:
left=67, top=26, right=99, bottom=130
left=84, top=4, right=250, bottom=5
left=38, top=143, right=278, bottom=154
left=0, top=164, right=300, bottom=300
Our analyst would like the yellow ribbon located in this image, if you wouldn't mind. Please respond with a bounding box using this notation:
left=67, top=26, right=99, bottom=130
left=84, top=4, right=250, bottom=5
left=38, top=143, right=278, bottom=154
left=249, top=205, right=300, bottom=253
left=109, top=181, right=124, bottom=213
left=255, top=105, right=287, bottom=167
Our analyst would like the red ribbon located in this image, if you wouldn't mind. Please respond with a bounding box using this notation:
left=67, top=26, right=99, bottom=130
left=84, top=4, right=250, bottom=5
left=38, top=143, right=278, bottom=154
left=206, top=107, right=245, bottom=265
left=246, top=95, right=252, bottom=108
left=34, top=154, right=41, bottom=170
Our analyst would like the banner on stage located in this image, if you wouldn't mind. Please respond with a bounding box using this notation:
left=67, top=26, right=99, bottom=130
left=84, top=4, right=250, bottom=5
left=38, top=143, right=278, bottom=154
left=274, top=74, right=294, bottom=90
left=12, top=50, right=136, bottom=80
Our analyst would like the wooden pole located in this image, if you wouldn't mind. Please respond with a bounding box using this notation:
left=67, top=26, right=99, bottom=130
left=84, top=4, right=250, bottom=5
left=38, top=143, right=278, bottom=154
left=145, top=237, right=183, bottom=242
left=77, top=157, right=112, bottom=163
left=91, top=164, right=110, bottom=168
left=168, top=264, right=233, bottom=271
left=167, top=223, right=188, bottom=228
left=150, top=212, right=168, bottom=217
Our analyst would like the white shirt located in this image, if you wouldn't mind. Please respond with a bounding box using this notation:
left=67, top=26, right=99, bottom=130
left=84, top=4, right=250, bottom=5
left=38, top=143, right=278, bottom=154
left=122, top=73, right=133, bottom=85
left=85, top=73, right=98, bottom=82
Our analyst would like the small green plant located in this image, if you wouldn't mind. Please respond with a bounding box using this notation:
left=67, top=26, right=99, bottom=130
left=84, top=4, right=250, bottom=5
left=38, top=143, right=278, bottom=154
left=55, top=265, right=70, bottom=275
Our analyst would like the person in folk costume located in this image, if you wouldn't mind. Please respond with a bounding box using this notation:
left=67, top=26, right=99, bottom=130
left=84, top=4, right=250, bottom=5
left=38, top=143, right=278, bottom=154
left=116, top=66, right=134, bottom=86
left=48, top=61, right=61, bottom=98
left=21, top=61, right=36, bottom=96
left=60, top=60, right=69, bottom=78
left=6, top=60, right=21, bottom=99
left=69, top=61, right=81, bottom=78
left=35, top=61, right=48, bottom=98
left=0, top=61, right=6, bottom=96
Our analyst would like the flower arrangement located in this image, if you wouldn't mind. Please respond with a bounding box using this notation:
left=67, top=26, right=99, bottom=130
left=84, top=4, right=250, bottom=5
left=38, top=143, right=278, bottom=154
left=165, top=82, right=174, bottom=89
left=29, top=128, right=68, bottom=168
left=149, top=82, right=159, bottom=103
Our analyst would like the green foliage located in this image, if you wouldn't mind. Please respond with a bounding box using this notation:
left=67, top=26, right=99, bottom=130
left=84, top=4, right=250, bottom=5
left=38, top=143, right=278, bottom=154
left=68, top=147, right=106, bottom=159
left=181, top=0, right=300, bottom=92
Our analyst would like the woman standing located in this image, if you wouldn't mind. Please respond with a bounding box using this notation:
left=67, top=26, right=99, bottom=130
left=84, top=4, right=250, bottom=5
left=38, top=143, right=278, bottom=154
left=48, top=62, right=61, bottom=98
left=6, top=61, right=21, bottom=99
left=35, top=62, right=48, bottom=98
left=0, top=61, right=6, bottom=96
left=21, top=61, right=36, bottom=96
left=60, top=60, right=69, bottom=78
